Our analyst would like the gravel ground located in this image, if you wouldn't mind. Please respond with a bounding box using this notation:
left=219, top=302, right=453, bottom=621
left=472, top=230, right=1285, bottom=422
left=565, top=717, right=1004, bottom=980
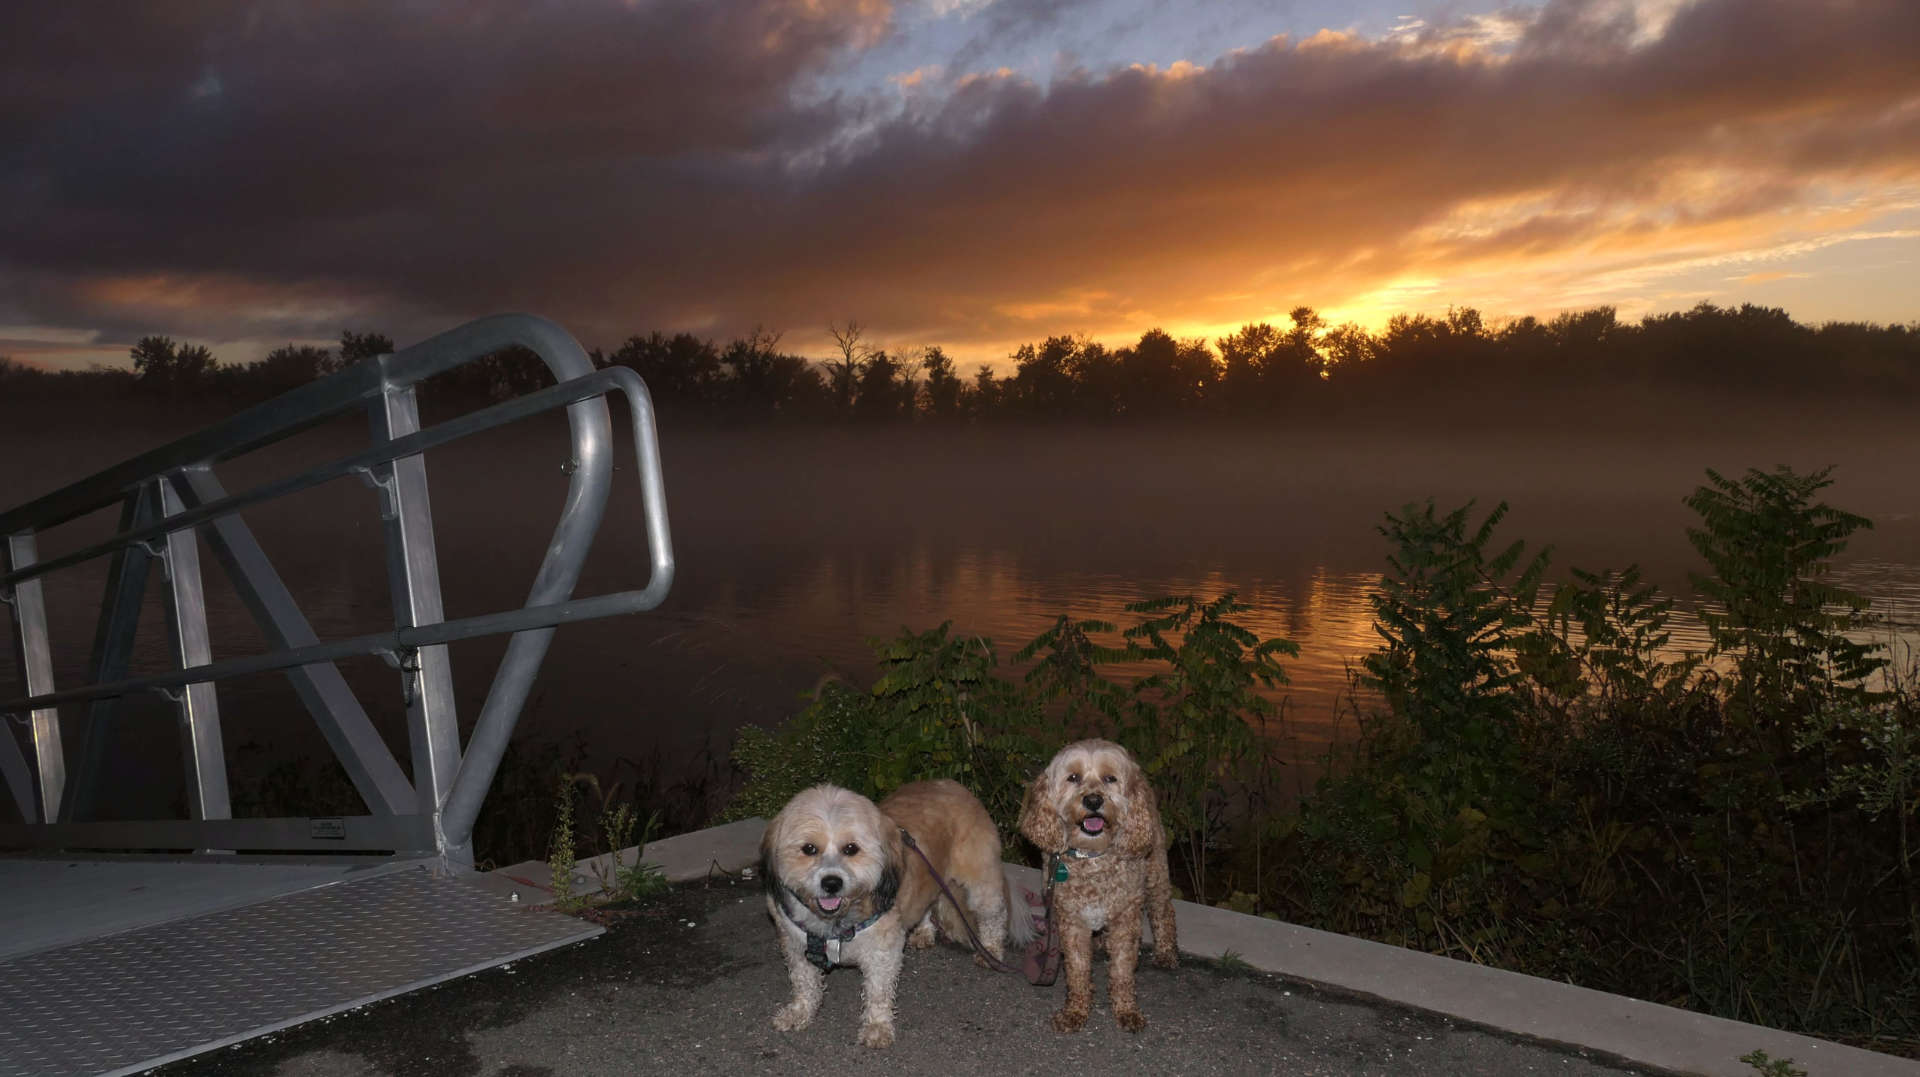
left=151, top=877, right=1669, bottom=1077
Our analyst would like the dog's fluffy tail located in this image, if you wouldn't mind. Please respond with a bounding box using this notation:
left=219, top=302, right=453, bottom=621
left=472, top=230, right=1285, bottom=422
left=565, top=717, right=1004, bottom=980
left=1003, top=866, right=1038, bottom=948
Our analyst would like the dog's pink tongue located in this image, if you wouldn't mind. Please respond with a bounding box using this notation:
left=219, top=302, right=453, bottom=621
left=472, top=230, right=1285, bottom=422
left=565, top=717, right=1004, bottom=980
left=1082, top=817, right=1105, bottom=833
left=818, top=896, right=842, bottom=912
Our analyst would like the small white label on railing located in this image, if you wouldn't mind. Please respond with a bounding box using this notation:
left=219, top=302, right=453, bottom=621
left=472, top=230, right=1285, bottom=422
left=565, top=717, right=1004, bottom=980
left=310, top=818, right=347, bottom=840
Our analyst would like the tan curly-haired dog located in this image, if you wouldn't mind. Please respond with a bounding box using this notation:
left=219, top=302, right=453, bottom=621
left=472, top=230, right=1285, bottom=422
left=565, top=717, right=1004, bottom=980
left=1019, top=739, right=1179, bottom=1032
left=762, top=780, right=1029, bottom=1048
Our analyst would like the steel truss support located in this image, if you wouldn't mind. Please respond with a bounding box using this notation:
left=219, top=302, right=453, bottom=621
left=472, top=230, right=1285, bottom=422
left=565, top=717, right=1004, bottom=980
left=0, top=315, right=673, bottom=860
left=368, top=387, right=463, bottom=859
left=155, top=477, right=230, bottom=821
left=2, top=532, right=62, bottom=824
left=172, top=467, right=414, bottom=816
left=61, top=492, right=157, bottom=822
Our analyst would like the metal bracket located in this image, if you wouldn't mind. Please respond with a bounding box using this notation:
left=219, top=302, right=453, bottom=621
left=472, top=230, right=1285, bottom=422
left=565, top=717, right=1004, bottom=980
left=135, top=537, right=174, bottom=582
left=352, top=466, right=401, bottom=521
left=374, top=647, right=417, bottom=672
left=377, top=647, right=423, bottom=706
left=152, top=686, right=185, bottom=706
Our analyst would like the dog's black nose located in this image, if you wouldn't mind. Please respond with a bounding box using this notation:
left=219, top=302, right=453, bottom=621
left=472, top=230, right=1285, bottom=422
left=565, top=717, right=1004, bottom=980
left=1082, top=792, right=1104, bottom=812
left=820, top=875, right=843, bottom=895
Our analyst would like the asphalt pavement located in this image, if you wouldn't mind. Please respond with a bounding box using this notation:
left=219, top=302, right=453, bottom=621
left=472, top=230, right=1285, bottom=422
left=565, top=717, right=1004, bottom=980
left=148, top=875, right=1667, bottom=1077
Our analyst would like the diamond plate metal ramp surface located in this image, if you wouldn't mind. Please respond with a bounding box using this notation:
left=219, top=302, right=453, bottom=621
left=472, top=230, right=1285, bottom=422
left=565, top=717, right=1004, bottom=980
left=0, top=865, right=601, bottom=1077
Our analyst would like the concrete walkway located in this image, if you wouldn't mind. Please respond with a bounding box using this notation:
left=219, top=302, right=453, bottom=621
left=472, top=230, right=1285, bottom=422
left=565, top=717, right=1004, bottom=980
left=151, top=818, right=1915, bottom=1077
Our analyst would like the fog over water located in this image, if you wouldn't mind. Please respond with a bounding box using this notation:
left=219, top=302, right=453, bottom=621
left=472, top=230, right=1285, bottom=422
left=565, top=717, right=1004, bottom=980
left=4, top=400, right=1919, bottom=819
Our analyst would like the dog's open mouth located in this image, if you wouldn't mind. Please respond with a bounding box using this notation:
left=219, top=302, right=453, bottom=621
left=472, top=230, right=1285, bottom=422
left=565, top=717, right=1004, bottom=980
left=816, top=896, right=844, bottom=914
left=1078, top=813, right=1107, bottom=836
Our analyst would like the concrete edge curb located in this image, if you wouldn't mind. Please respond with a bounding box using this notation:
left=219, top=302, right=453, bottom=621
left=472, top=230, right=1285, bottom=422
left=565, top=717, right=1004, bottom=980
left=485, top=816, right=765, bottom=901
left=492, top=818, right=1917, bottom=1077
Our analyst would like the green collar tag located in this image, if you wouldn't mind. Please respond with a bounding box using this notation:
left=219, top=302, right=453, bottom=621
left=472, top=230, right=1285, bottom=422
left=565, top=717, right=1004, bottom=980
left=1052, top=859, right=1069, bottom=883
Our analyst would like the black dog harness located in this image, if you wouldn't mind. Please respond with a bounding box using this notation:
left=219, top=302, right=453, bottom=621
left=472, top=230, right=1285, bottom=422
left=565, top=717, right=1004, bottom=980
left=776, top=883, right=892, bottom=971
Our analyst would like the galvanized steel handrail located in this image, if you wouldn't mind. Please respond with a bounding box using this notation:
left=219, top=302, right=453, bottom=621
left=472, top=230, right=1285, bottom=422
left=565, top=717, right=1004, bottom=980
left=0, top=313, right=674, bottom=865
left=0, top=316, right=611, bottom=535
left=0, top=364, right=672, bottom=712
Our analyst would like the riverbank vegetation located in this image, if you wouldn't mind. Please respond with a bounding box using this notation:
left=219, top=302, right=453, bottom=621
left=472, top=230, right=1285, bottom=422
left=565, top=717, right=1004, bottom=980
left=5, top=303, right=1918, bottom=424
left=725, top=465, right=1919, bottom=1056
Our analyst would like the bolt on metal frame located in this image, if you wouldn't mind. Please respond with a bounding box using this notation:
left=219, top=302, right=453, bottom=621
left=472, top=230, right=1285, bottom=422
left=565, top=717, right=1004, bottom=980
left=0, top=314, right=674, bottom=869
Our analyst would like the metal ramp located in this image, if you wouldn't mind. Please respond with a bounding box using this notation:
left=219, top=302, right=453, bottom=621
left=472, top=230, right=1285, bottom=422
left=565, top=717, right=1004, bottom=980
left=0, top=314, right=672, bottom=1071
left=0, top=857, right=599, bottom=1076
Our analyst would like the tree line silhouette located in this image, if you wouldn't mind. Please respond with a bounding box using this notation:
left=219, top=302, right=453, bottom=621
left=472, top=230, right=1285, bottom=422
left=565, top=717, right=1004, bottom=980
left=4, top=303, right=1917, bottom=420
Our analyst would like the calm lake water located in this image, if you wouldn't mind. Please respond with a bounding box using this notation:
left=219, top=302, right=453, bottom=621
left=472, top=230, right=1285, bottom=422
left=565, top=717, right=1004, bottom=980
left=5, top=401, right=1920, bottom=817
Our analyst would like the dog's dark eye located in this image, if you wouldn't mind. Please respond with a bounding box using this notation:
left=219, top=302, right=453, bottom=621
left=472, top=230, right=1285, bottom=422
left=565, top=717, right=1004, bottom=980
left=801, top=842, right=818, bottom=856
left=842, top=842, right=860, bottom=856
left=1066, top=772, right=1080, bottom=784
left=1103, top=774, right=1118, bottom=784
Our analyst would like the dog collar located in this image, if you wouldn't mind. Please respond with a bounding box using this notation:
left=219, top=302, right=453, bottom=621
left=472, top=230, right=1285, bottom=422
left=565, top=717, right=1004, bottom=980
left=1046, top=846, right=1104, bottom=887
left=777, top=885, right=890, bottom=971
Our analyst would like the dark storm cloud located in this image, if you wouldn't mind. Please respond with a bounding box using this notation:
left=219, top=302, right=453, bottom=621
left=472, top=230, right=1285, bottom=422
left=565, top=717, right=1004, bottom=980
left=0, top=0, right=891, bottom=344
left=1, top=0, right=1916, bottom=361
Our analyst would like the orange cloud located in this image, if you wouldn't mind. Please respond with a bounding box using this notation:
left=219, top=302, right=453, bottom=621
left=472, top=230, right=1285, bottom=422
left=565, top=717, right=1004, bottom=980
left=2, top=0, right=1916, bottom=368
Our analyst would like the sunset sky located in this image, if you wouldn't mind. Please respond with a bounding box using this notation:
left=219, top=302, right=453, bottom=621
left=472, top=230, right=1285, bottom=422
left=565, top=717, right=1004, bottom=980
left=2, top=0, right=1916, bottom=373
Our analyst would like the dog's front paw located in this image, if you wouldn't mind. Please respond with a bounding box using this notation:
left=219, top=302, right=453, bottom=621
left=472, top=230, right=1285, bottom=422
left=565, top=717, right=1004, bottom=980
left=772, top=1001, right=814, bottom=1032
left=1152, top=947, right=1178, bottom=970
left=1050, top=1007, right=1087, bottom=1033
left=1116, top=1008, right=1148, bottom=1033
left=857, top=1020, right=896, bottom=1048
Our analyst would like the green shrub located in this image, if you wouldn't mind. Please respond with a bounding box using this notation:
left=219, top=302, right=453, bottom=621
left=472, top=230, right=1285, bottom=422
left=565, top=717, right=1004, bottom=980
left=1281, top=468, right=1916, bottom=1050
left=1116, top=593, right=1296, bottom=900
left=1685, top=465, right=1884, bottom=733
left=728, top=623, right=1055, bottom=837
left=721, top=466, right=1920, bottom=1053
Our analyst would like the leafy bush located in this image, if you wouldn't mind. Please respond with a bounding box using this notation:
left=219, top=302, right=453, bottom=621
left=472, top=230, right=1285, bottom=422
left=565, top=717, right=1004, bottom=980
left=1279, top=466, right=1917, bottom=1051
left=727, top=598, right=1296, bottom=864
left=1116, top=594, right=1296, bottom=899
left=1685, top=466, right=1884, bottom=734
left=728, top=623, right=1054, bottom=837
left=721, top=465, right=1919, bottom=1053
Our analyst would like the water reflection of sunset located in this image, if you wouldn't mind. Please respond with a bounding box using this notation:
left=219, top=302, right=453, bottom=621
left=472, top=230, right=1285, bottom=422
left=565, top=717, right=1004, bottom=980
left=705, top=539, right=1920, bottom=759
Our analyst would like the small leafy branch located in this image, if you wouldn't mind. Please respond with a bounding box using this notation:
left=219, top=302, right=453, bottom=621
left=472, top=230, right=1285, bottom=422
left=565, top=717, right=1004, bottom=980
left=1739, top=1049, right=1807, bottom=1077
left=548, top=770, right=668, bottom=910
left=547, top=772, right=582, bottom=913
left=577, top=772, right=670, bottom=903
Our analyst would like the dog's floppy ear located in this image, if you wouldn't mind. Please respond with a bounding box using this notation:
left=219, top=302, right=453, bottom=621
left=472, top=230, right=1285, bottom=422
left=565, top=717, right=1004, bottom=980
left=877, top=825, right=906, bottom=908
left=1017, top=770, right=1057, bottom=853
left=1114, top=753, right=1164, bottom=859
left=758, top=819, right=783, bottom=899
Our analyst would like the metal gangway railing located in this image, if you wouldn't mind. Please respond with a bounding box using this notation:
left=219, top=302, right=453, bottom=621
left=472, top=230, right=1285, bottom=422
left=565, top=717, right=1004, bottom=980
left=0, top=314, right=673, bottom=869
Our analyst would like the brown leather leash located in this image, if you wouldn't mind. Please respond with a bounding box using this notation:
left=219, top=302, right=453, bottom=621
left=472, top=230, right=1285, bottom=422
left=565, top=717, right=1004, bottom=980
left=1027, top=853, right=1063, bottom=986
left=897, top=827, right=1060, bottom=985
